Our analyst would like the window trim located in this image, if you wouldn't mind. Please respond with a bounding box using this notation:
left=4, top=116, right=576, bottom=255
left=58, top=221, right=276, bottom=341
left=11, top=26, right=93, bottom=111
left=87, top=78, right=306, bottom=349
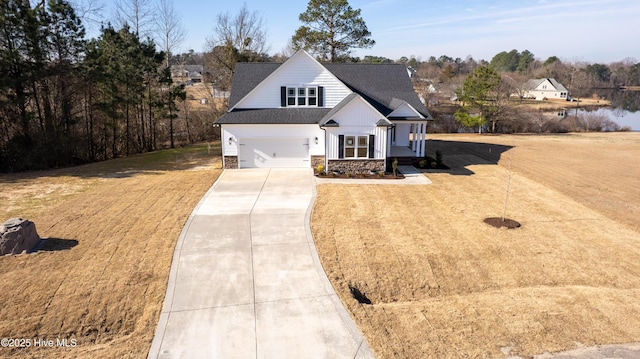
left=344, top=134, right=369, bottom=159
left=286, top=86, right=318, bottom=107
left=308, top=87, right=317, bottom=106
left=287, top=87, right=296, bottom=106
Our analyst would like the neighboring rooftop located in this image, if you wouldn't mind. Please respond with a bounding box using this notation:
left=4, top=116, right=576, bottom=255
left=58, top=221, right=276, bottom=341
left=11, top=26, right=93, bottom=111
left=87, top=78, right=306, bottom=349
left=524, top=78, right=569, bottom=92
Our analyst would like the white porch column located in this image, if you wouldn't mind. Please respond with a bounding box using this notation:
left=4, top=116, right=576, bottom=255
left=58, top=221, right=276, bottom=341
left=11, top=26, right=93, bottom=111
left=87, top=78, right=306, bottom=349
left=416, top=123, right=422, bottom=157
left=413, top=123, right=422, bottom=157
left=387, top=127, right=392, bottom=157
left=411, top=124, right=418, bottom=152
left=411, top=123, right=420, bottom=157
left=419, top=122, right=427, bottom=157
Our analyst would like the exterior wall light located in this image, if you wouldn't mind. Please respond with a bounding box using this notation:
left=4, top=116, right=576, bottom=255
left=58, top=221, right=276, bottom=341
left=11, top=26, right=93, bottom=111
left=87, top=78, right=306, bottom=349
left=228, top=137, right=233, bottom=145
left=315, top=136, right=319, bottom=145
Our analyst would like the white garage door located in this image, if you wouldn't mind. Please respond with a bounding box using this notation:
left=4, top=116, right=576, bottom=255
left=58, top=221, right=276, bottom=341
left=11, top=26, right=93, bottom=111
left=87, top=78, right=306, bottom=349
left=238, top=138, right=310, bottom=168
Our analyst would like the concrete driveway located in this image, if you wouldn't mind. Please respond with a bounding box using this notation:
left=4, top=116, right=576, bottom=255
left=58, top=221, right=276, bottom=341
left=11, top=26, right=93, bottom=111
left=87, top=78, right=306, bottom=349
left=148, top=168, right=374, bottom=359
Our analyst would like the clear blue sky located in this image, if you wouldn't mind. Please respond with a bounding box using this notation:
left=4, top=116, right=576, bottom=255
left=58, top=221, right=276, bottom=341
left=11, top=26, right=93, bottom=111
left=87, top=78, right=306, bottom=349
left=83, top=0, right=640, bottom=64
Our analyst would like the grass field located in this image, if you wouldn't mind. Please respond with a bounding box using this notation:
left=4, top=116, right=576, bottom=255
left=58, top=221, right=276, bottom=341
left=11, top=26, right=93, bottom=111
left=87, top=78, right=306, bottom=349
left=2, top=133, right=639, bottom=358
left=0, top=144, right=222, bottom=358
left=311, top=132, right=640, bottom=358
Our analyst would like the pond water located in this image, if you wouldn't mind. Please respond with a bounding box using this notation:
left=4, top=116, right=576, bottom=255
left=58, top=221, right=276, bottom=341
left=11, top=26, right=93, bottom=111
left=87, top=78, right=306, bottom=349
left=584, top=89, right=640, bottom=131
left=571, top=106, right=640, bottom=131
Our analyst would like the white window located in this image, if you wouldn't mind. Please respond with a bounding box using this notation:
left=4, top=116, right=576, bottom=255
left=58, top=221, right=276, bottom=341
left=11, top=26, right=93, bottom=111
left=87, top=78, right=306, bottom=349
left=308, top=87, right=317, bottom=106
left=286, top=86, right=318, bottom=106
left=345, top=135, right=368, bottom=158
left=287, top=88, right=296, bottom=106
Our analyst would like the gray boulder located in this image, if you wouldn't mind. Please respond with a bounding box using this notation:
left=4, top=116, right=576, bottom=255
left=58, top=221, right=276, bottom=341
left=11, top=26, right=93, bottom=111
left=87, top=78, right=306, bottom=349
left=0, top=218, right=41, bottom=255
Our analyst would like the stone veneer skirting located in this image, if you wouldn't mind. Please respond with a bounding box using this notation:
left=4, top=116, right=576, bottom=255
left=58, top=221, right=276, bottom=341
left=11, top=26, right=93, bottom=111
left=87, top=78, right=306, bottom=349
left=224, top=156, right=238, bottom=169
left=311, top=155, right=325, bottom=170
left=327, top=159, right=385, bottom=174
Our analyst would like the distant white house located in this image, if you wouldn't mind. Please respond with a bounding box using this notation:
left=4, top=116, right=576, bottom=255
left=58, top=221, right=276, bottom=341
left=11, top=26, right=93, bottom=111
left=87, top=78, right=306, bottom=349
left=522, top=78, right=569, bottom=101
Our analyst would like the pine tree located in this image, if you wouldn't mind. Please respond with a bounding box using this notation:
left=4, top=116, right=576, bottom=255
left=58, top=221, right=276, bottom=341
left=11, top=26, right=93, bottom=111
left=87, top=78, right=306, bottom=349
left=455, top=66, right=502, bottom=134
left=292, top=0, right=375, bottom=62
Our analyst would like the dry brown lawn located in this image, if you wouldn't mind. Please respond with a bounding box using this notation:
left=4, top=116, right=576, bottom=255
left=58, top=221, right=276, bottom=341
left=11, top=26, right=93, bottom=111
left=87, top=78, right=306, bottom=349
left=0, top=144, right=221, bottom=358
left=185, top=83, right=227, bottom=110
left=311, top=132, right=640, bottom=358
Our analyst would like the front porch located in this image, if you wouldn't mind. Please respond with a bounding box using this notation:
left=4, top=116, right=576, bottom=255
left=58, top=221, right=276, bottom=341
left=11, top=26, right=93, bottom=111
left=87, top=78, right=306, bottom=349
left=389, top=145, right=417, bottom=157
left=388, top=121, right=428, bottom=158
left=388, top=146, right=418, bottom=166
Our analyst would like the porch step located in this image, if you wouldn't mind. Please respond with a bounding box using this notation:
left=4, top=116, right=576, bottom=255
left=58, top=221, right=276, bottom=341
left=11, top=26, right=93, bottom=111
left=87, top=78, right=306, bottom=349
left=393, top=157, right=415, bottom=165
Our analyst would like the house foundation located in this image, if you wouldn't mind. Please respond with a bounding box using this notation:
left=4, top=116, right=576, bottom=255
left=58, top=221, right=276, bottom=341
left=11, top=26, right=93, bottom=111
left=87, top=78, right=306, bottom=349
left=327, top=160, right=385, bottom=174
left=311, top=155, right=325, bottom=170
left=223, top=156, right=238, bottom=169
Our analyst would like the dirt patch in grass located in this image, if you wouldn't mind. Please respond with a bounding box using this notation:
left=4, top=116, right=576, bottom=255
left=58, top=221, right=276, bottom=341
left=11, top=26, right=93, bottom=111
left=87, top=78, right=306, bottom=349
left=311, top=133, right=640, bottom=358
left=0, top=144, right=222, bottom=358
left=483, top=217, right=521, bottom=229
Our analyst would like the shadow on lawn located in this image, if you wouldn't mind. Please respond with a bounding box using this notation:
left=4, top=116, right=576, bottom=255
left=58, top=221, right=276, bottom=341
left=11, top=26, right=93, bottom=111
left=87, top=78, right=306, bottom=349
left=423, top=139, right=514, bottom=176
left=0, top=143, right=222, bottom=182
left=36, top=238, right=79, bottom=252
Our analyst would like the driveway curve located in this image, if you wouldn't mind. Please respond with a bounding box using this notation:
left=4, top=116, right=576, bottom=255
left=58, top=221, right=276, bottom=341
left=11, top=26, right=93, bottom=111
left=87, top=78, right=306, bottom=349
left=148, top=168, right=374, bottom=359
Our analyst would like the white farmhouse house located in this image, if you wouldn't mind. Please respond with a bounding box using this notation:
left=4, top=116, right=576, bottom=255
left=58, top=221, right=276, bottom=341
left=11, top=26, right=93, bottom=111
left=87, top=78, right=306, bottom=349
left=522, top=78, right=569, bottom=100
left=215, top=50, right=432, bottom=172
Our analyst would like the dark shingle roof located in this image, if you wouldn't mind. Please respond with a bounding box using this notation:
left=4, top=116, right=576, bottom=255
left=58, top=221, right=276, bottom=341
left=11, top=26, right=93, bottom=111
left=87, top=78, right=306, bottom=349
left=322, top=119, right=339, bottom=127
left=319, top=93, right=393, bottom=127
left=376, top=119, right=393, bottom=126
left=216, top=108, right=331, bottom=124
left=524, top=78, right=568, bottom=92
left=220, top=59, right=431, bottom=125
left=228, top=63, right=282, bottom=107
left=323, top=63, right=430, bottom=118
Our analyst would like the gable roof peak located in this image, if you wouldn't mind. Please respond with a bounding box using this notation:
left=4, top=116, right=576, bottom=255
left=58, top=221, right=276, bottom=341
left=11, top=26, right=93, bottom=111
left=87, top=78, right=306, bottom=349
left=229, top=49, right=345, bottom=110
left=319, top=92, right=388, bottom=126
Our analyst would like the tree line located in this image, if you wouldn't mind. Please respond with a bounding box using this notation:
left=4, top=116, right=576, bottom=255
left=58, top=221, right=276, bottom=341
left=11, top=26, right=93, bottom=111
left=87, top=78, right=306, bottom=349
left=185, top=0, right=640, bottom=136
left=404, top=49, right=640, bottom=134
left=2, top=0, right=638, bottom=171
left=0, top=0, right=219, bottom=172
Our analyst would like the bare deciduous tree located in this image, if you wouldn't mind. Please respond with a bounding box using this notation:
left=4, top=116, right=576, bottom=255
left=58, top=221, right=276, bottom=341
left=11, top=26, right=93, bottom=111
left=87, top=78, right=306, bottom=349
left=501, top=72, right=528, bottom=102
left=69, top=0, right=104, bottom=31
left=155, top=0, right=186, bottom=67
left=206, top=3, right=268, bottom=60
left=272, top=40, right=295, bottom=62
left=205, top=3, right=269, bottom=89
left=113, top=0, right=155, bottom=38
left=568, top=66, right=591, bottom=113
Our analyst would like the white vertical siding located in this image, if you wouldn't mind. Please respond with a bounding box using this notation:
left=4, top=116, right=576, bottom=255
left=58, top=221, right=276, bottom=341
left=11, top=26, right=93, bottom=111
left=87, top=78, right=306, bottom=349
left=376, top=128, right=388, bottom=159
left=332, top=97, right=384, bottom=127
left=234, top=52, right=351, bottom=109
left=325, top=128, right=340, bottom=159
left=325, top=126, right=387, bottom=159
left=324, top=96, right=388, bottom=160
